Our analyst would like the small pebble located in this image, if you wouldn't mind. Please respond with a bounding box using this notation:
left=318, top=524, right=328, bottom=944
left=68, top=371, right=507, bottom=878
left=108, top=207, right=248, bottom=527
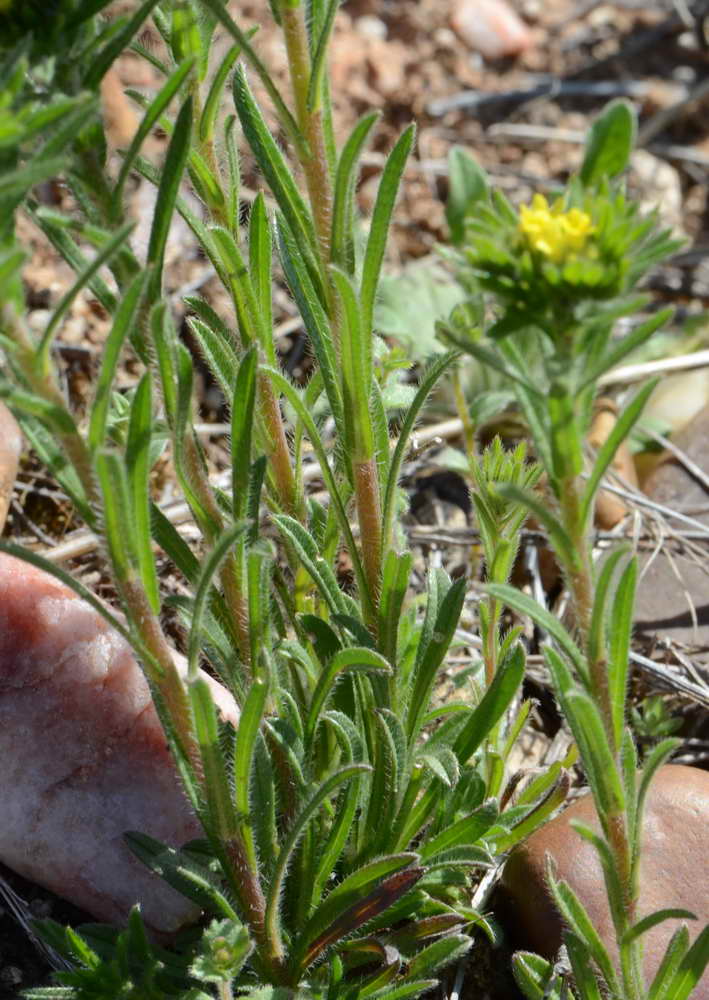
left=451, top=0, right=532, bottom=60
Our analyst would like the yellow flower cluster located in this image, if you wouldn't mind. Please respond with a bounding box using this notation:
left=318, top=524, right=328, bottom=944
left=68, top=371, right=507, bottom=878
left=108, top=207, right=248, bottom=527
left=518, top=194, right=595, bottom=263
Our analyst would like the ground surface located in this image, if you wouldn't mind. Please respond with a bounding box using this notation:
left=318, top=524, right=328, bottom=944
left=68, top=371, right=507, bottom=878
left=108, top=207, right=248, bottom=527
left=3, top=0, right=709, bottom=996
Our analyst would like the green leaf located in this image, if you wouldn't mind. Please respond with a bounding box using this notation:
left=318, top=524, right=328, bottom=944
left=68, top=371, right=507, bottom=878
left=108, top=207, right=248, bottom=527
left=89, top=270, right=148, bottom=451
left=147, top=97, right=193, bottom=301
left=512, top=951, right=561, bottom=1000
left=453, top=644, right=525, bottom=764
left=307, top=0, right=339, bottom=112
left=233, top=67, right=317, bottom=263
left=187, top=315, right=241, bottom=403
left=187, top=523, right=249, bottom=681
left=234, top=677, right=269, bottom=872
left=493, top=773, right=569, bottom=853
left=623, top=910, right=697, bottom=949
left=248, top=192, right=274, bottom=362
left=579, top=99, right=636, bottom=186
left=487, top=584, right=585, bottom=678
left=274, top=514, right=349, bottom=618
left=581, top=379, right=657, bottom=527
left=114, top=57, right=195, bottom=212
left=232, top=346, right=258, bottom=520
left=305, top=647, right=392, bottom=745
left=378, top=549, right=412, bottom=665
left=95, top=450, right=139, bottom=586
left=30, top=209, right=116, bottom=313
left=276, top=214, right=343, bottom=433
left=563, top=690, right=625, bottom=819
left=331, top=111, right=379, bottom=272
left=607, top=557, right=637, bottom=748
left=200, top=43, right=239, bottom=142
left=125, top=374, right=160, bottom=613
left=190, top=676, right=237, bottom=837
left=266, top=764, right=372, bottom=958
left=587, top=547, right=628, bottom=677
left=331, top=265, right=373, bottom=460
left=265, top=368, right=372, bottom=619
left=37, top=221, right=134, bottom=369
left=419, top=802, right=498, bottom=861
left=407, top=576, right=466, bottom=743
left=647, top=926, right=690, bottom=1000
left=446, top=147, right=488, bottom=245
left=581, top=309, right=672, bottom=389
left=663, top=925, right=709, bottom=1000
left=549, top=878, right=620, bottom=993
left=382, top=351, right=458, bottom=555
left=361, top=124, right=415, bottom=341
left=564, top=933, right=603, bottom=1000
left=405, top=933, right=472, bottom=979
left=125, top=832, right=238, bottom=918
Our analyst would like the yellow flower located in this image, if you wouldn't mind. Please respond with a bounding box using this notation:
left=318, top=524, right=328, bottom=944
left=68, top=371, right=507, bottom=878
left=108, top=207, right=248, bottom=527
left=518, top=194, right=595, bottom=263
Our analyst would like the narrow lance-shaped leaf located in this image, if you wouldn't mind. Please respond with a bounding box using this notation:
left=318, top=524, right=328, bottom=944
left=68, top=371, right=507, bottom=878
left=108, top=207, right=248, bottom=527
left=580, top=99, right=636, bottom=186
left=580, top=378, right=657, bottom=528
left=234, top=678, right=269, bottom=872
left=248, top=192, right=275, bottom=362
left=331, top=266, right=373, bottom=461
left=189, top=676, right=237, bottom=838
left=407, top=576, right=466, bottom=743
left=487, top=582, right=586, bottom=678
left=232, top=346, right=258, bottom=520
left=453, top=644, right=525, bottom=764
left=306, top=0, right=339, bottom=112
left=89, top=270, right=148, bottom=451
left=232, top=67, right=317, bottom=263
left=187, top=523, right=249, bottom=681
left=125, top=374, right=160, bottom=613
left=607, top=557, right=637, bottom=748
left=331, top=110, right=379, bottom=272
left=265, top=765, right=372, bottom=957
left=382, top=351, right=458, bottom=555
left=114, top=57, right=195, bottom=214
left=147, top=97, right=193, bottom=302
left=361, top=124, right=415, bottom=351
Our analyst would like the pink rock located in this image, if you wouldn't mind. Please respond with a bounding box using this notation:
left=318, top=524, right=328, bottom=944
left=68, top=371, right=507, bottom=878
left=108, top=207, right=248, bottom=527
left=0, top=403, right=22, bottom=534
left=451, top=0, right=532, bottom=60
left=0, top=553, right=237, bottom=933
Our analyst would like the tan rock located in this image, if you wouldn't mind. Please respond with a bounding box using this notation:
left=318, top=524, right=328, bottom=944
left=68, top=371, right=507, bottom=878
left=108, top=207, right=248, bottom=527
left=0, top=553, right=237, bottom=933
left=500, top=765, right=709, bottom=996
left=451, top=0, right=532, bottom=60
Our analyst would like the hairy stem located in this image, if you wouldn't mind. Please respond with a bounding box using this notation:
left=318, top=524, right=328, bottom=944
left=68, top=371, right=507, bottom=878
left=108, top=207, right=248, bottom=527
left=259, top=374, right=303, bottom=521
left=281, top=4, right=334, bottom=277
left=122, top=577, right=202, bottom=780
left=354, top=456, right=382, bottom=619
left=224, top=835, right=288, bottom=984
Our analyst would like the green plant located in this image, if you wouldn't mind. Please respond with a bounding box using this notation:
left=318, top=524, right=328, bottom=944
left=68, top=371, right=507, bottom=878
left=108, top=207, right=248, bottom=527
left=0, top=2, right=559, bottom=998
left=442, top=102, right=709, bottom=999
